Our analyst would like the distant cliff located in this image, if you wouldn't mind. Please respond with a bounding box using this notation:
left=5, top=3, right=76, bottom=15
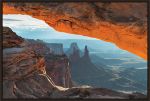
left=46, top=43, right=64, bottom=55
left=68, top=44, right=113, bottom=87
left=68, top=43, right=147, bottom=94
left=3, top=27, right=73, bottom=98
left=2, top=27, right=146, bottom=99
left=66, top=42, right=83, bottom=57
left=26, top=39, right=51, bottom=56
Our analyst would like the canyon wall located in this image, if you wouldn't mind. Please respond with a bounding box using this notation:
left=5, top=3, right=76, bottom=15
left=2, top=27, right=147, bottom=99
left=2, top=27, right=72, bottom=98
left=46, top=43, right=64, bottom=55
left=3, top=2, right=147, bottom=59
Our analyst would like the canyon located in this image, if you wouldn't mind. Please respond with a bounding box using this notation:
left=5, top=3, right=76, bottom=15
left=3, top=2, right=147, bottom=60
left=67, top=42, right=147, bottom=93
left=2, top=27, right=146, bottom=99
left=3, top=27, right=72, bottom=98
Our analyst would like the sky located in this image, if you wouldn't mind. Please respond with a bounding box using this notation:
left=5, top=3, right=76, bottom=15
left=3, top=14, right=124, bottom=49
left=3, top=14, right=98, bottom=40
left=2, top=14, right=146, bottom=60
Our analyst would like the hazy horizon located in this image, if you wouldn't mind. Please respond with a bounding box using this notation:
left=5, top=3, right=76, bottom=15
left=3, top=14, right=98, bottom=40
left=3, top=14, right=147, bottom=60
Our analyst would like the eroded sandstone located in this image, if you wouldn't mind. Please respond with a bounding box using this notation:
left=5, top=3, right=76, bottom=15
left=2, top=27, right=73, bottom=98
left=3, top=2, right=147, bottom=59
left=2, top=27, right=147, bottom=99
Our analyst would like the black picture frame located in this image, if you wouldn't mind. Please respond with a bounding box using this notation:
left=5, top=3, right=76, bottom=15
left=0, top=0, right=149, bottom=101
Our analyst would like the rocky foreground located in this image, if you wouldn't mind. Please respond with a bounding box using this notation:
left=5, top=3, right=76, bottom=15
left=2, top=27, right=146, bottom=99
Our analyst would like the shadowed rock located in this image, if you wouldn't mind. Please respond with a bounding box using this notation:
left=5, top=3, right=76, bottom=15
left=2, top=27, right=146, bottom=99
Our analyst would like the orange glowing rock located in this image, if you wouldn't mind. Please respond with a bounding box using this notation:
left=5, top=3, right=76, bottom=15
left=3, top=2, right=147, bottom=60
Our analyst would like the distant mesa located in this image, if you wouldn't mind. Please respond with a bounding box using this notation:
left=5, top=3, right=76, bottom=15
left=70, top=43, right=79, bottom=51
left=26, top=39, right=51, bottom=56
left=46, top=43, right=64, bottom=55
left=69, top=47, right=80, bottom=63
left=2, top=27, right=147, bottom=99
left=66, top=42, right=80, bottom=56
left=68, top=43, right=91, bottom=63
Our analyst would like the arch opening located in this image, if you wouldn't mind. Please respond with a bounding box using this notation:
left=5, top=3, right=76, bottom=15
left=3, top=14, right=147, bottom=94
left=3, top=2, right=147, bottom=60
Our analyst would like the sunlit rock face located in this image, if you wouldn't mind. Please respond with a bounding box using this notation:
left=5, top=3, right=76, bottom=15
left=2, top=27, right=73, bottom=98
left=3, top=27, right=55, bottom=98
left=3, top=2, right=147, bottom=59
left=2, top=27, right=147, bottom=99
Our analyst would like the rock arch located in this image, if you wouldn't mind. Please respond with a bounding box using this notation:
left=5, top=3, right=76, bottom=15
left=3, top=2, right=147, bottom=59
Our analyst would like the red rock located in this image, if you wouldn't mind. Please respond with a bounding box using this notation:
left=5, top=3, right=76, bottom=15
left=3, top=27, right=24, bottom=48
left=3, top=2, right=147, bottom=59
left=2, top=27, right=146, bottom=99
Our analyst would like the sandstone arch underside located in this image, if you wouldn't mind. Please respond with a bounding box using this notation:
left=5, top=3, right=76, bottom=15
left=3, top=2, right=147, bottom=60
